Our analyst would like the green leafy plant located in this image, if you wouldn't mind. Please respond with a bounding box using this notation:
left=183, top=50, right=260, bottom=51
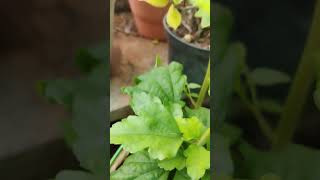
left=110, top=59, right=210, bottom=180
left=143, top=0, right=210, bottom=30
left=40, top=44, right=108, bottom=180
left=214, top=1, right=320, bottom=179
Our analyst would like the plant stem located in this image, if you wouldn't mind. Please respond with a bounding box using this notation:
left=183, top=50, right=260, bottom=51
left=236, top=81, right=274, bottom=141
left=110, top=149, right=129, bottom=172
left=196, top=61, right=210, bottom=108
left=184, top=85, right=197, bottom=107
left=110, top=145, right=123, bottom=166
left=197, top=128, right=210, bottom=146
left=272, top=0, right=320, bottom=149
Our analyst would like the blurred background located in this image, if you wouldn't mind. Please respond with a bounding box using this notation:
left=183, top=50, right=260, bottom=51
left=215, top=0, right=320, bottom=147
left=0, top=1, right=108, bottom=179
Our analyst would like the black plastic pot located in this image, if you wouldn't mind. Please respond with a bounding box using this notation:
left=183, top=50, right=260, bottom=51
left=163, top=17, right=210, bottom=84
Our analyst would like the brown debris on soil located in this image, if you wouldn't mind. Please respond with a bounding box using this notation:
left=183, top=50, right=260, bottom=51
left=114, top=12, right=139, bottom=37
left=174, top=4, right=210, bottom=50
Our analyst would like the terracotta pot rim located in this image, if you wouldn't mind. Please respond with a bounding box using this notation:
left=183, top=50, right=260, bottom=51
left=163, top=16, right=210, bottom=52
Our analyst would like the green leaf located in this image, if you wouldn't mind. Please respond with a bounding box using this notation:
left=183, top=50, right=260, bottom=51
left=169, top=103, right=184, bottom=118
left=39, top=79, right=75, bottom=106
left=213, top=43, right=245, bottom=126
left=144, top=0, right=169, bottom=7
left=258, top=99, right=283, bottom=114
left=190, top=93, right=199, bottom=98
left=60, top=120, right=78, bottom=147
left=55, top=170, right=101, bottom=180
left=194, top=0, right=210, bottom=28
left=188, top=83, right=201, bottom=89
left=43, top=64, right=107, bottom=176
left=123, top=62, right=187, bottom=105
left=250, top=68, right=291, bottom=86
left=166, top=4, right=182, bottom=30
left=111, top=151, right=169, bottom=180
left=213, top=133, right=234, bottom=176
left=155, top=55, right=163, bottom=67
left=158, top=149, right=186, bottom=170
left=215, top=123, right=242, bottom=146
left=185, top=107, right=210, bottom=128
left=176, top=117, right=205, bottom=141
left=71, top=64, right=108, bottom=175
left=111, top=92, right=183, bottom=160
left=173, top=0, right=183, bottom=5
left=173, top=169, right=191, bottom=180
left=213, top=3, right=234, bottom=60
left=238, top=143, right=320, bottom=180
left=184, top=144, right=210, bottom=179
left=201, top=172, right=210, bottom=180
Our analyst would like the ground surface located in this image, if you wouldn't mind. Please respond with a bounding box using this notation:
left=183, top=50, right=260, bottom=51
left=110, top=12, right=168, bottom=121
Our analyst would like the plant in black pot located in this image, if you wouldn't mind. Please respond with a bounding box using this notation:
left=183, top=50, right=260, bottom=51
left=143, top=0, right=210, bottom=84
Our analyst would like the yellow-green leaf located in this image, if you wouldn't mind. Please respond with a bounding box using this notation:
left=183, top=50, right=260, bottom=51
left=194, top=0, right=210, bottom=28
left=184, top=144, right=210, bottom=180
left=144, top=0, right=169, bottom=7
left=173, top=0, right=183, bottom=5
left=166, top=4, right=182, bottom=30
left=176, top=117, right=205, bottom=141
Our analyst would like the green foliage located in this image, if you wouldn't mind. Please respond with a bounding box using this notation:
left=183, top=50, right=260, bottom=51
left=144, top=0, right=210, bottom=29
left=191, top=0, right=210, bottom=28
left=111, top=151, right=169, bottom=180
left=213, top=43, right=245, bottom=125
left=167, top=4, right=182, bottom=30
left=238, top=143, right=320, bottom=180
left=55, top=170, right=102, bottom=180
left=184, top=144, right=210, bottom=180
left=249, top=68, right=291, bottom=86
left=111, top=92, right=183, bottom=160
left=123, top=62, right=186, bottom=105
left=213, top=2, right=320, bottom=180
left=158, top=150, right=186, bottom=170
left=41, top=44, right=108, bottom=179
left=111, top=60, right=210, bottom=179
left=176, top=117, right=205, bottom=141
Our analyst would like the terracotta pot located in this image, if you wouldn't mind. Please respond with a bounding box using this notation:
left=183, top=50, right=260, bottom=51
left=128, top=0, right=167, bottom=41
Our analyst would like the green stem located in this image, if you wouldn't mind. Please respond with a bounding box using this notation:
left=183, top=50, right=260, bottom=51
left=184, top=85, right=197, bottom=108
left=273, top=0, right=320, bottom=149
left=236, top=81, right=274, bottom=141
left=197, top=128, right=210, bottom=146
left=196, top=61, right=210, bottom=108
left=110, top=145, right=123, bottom=166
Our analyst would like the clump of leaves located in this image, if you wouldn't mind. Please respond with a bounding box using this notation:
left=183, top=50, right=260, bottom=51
left=40, top=44, right=108, bottom=180
left=110, top=59, right=210, bottom=180
left=143, top=0, right=210, bottom=49
left=214, top=2, right=320, bottom=180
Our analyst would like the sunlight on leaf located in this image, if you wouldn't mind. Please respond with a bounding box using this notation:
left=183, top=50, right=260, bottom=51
left=184, top=144, right=210, bottom=180
left=110, top=92, right=183, bottom=160
left=176, top=117, right=205, bottom=141
left=166, top=4, right=182, bottom=30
